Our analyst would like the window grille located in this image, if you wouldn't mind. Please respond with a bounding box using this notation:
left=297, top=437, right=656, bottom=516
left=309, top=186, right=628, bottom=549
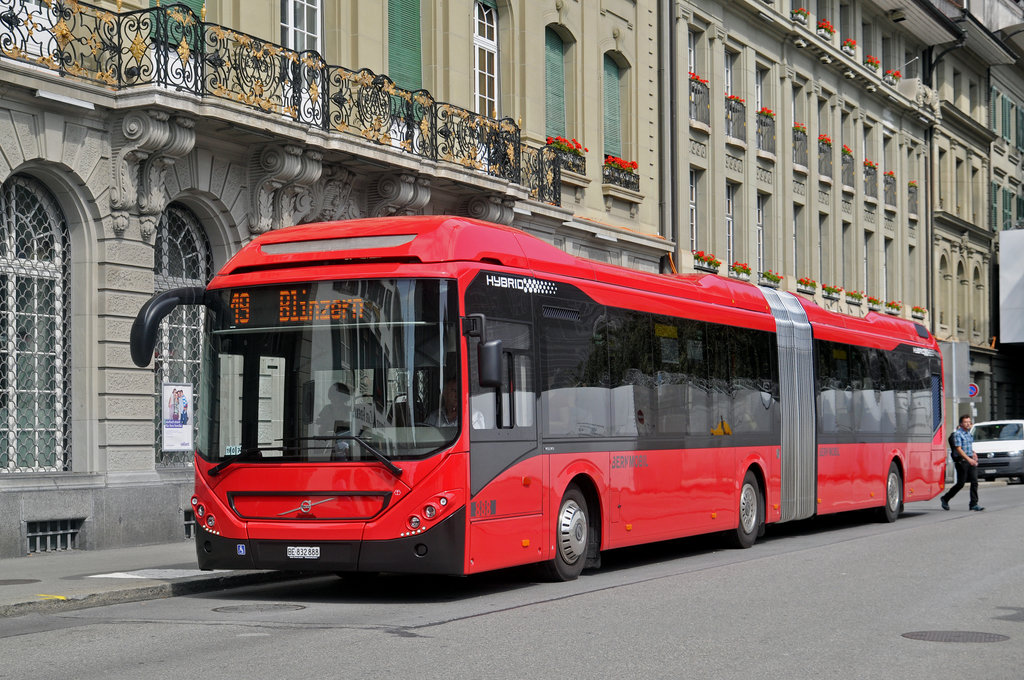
left=153, top=204, right=212, bottom=467
left=26, top=518, right=82, bottom=553
left=0, top=176, right=71, bottom=473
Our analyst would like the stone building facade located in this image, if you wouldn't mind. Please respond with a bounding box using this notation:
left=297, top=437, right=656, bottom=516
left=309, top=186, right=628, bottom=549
left=0, top=0, right=1021, bottom=558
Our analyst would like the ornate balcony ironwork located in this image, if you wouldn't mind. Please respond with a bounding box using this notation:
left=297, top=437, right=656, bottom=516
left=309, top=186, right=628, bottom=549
left=864, top=166, right=878, bottom=198
left=908, top=185, right=919, bottom=214
left=756, top=114, right=775, bottom=154
left=602, top=164, right=640, bottom=192
left=724, top=98, right=746, bottom=140
left=818, top=143, right=832, bottom=178
left=689, top=80, right=710, bottom=125
left=0, top=0, right=559, bottom=204
left=553, top=149, right=586, bottom=175
left=841, top=154, right=855, bottom=187
left=521, top=144, right=561, bottom=205
left=793, top=130, right=808, bottom=167
left=883, top=174, right=897, bottom=206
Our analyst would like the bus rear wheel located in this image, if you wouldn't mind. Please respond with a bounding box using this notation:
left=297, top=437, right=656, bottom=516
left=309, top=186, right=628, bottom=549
left=540, top=485, right=589, bottom=581
left=879, top=461, right=903, bottom=523
left=730, top=470, right=763, bottom=549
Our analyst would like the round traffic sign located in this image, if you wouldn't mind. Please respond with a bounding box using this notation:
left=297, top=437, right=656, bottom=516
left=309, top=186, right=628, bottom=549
left=967, top=383, right=979, bottom=398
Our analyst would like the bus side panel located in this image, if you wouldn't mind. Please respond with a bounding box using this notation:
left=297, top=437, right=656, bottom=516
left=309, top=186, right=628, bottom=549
left=608, top=446, right=725, bottom=548
left=904, top=440, right=946, bottom=502
left=816, top=442, right=893, bottom=514
left=466, top=455, right=546, bottom=574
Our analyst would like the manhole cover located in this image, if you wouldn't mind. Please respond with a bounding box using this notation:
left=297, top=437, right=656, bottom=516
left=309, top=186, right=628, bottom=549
left=0, top=579, right=40, bottom=586
left=902, top=631, right=1009, bottom=643
left=212, top=603, right=306, bottom=614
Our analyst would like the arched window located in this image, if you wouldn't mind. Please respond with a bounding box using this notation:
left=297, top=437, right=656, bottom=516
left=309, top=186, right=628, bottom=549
left=545, top=26, right=567, bottom=138
left=388, top=0, right=422, bottom=91
left=603, top=53, right=624, bottom=159
left=153, top=203, right=212, bottom=466
left=474, top=1, right=499, bottom=116
left=0, top=175, right=71, bottom=472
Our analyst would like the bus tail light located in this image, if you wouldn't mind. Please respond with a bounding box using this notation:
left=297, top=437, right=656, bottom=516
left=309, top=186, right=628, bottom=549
left=408, top=515, right=421, bottom=530
left=205, top=514, right=216, bottom=528
left=423, top=504, right=437, bottom=520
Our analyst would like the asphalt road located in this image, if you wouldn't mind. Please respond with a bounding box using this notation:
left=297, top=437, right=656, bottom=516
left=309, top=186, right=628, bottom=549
left=1, top=484, right=1022, bottom=680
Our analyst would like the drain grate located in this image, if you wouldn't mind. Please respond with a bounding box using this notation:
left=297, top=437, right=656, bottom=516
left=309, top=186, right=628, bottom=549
left=212, top=604, right=306, bottom=614
left=902, top=631, right=1010, bottom=643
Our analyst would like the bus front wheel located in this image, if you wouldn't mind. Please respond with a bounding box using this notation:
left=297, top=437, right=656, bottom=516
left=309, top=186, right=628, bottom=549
left=730, top=470, right=763, bottom=549
left=540, top=485, right=589, bottom=581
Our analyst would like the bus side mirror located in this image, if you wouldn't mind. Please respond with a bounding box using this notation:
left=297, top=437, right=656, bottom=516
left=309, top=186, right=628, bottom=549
left=478, top=340, right=503, bottom=388
left=130, top=286, right=207, bottom=367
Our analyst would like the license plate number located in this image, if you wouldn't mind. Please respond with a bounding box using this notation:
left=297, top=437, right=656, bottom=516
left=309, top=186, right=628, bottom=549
left=984, top=468, right=996, bottom=474
left=286, top=546, right=320, bottom=559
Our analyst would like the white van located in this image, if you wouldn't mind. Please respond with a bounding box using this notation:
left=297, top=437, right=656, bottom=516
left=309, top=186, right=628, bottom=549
left=971, top=420, right=1024, bottom=484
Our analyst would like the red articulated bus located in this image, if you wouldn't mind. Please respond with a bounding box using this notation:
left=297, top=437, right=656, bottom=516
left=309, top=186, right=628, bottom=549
left=131, top=215, right=945, bottom=580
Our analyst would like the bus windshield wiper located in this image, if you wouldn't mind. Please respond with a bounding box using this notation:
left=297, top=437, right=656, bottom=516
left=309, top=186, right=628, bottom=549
left=302, top=435, right=404, bottom=478
left=208, top=447, right=266, bottom=476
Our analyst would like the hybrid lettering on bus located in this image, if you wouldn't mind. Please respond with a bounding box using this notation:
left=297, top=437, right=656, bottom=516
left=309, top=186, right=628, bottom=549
left=130, top=216, right=945, bottom=580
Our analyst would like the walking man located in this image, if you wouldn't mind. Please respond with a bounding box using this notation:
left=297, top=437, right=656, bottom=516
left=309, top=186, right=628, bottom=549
left=941, top=414, right=984, bottom=511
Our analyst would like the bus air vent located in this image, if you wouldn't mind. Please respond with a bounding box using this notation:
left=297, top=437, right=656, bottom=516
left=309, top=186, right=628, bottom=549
left=543, top=306, right=581, bottom=321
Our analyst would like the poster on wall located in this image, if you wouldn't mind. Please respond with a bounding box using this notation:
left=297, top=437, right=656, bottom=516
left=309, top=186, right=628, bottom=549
left=162, top=382, right=193, bottom=452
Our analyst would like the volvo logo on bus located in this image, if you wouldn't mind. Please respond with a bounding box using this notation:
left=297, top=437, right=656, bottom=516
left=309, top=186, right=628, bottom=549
left=300, top=500, right=312, bottom=513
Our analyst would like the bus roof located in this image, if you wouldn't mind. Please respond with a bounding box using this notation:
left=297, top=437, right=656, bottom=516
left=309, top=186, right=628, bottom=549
left=214, top=215, right=933, bottom=347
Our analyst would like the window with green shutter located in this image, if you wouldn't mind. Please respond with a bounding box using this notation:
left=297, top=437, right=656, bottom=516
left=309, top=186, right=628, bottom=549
left=149, top=0, right=203, bottom=50
left=991, top=87, right=999, bottom=131
left=1003, top=97, right=1012, bottom=142
left=388, top=0, right=422, bottom=91
left=992, top=182, right=999, bottom=231
left=545, top=28, right=566, bottom=139
left=1017, top=194, right=1024, bottom=227
left=1017, top=107, right=1024, bottom=151
left=603, top=54, right=621, bottom=159
left=1003, top=188, right=1013, bottom=231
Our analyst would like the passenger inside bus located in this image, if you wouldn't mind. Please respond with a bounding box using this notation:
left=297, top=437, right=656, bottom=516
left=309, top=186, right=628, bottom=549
left=316, top=382, right=352, bottom=457
left=426, top=379, right=458, bottom=428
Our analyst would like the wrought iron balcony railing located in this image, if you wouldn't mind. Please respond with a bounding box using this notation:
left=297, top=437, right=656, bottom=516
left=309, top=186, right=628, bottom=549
left=883, top=174, right=897, bottom=206
left=841, top=154, right=855, bottom=187
left=553, top=149, right=586, bottom=175
left=0, top=1, right=559, bottom=204
left=818, top=142, right=832, bottom=178
left=908, top=185, right=919, bottom=214
left=793, top=130, right=808, bottom=167
left=724, top=98, right=746, bottom=140
left=864, top=166, right=878, bottom=198
left=689, top=80, right=710, bottom=125
left=602, top=164, right=640, bottom=192
left=756, top=114, right=775, bottom=154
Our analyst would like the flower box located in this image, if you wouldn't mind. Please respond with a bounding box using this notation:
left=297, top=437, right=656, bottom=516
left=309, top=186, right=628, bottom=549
left=791, top=8, right=809, bottom=24
left=864, top=55, right=880, bottom=70
left=694, top=261, right=720, bottom=273
left=868, top=302, right=882, bottom=312
left=797, top=284, right=816, bottom=295
left=911, top=310, right=926, bottom=320
left=759, top=271, right=782, bottom=288
left=692, top=250, right=721, bottom=274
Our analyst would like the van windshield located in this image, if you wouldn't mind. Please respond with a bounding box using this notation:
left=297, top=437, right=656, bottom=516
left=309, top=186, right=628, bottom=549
left=973, top=422, right=1023, bottom=442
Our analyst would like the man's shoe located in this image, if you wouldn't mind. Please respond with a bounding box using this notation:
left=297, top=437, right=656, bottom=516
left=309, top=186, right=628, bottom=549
left=940, top=499, right=949, bottom=511
left=970, top=505, right=985, bottom=511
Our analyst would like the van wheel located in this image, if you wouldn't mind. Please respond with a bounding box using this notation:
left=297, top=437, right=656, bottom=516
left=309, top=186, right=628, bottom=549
left=539, top=486, right=589, bottom=581
left=879, top=461, right=902, bottom=523
left=729, top=470, right=762, bottom=549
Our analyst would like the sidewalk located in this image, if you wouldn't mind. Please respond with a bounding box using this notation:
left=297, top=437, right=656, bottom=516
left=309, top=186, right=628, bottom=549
left=0, top=540, right=303, bottom=618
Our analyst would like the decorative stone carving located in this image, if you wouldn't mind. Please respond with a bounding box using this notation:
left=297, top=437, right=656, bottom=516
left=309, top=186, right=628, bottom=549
left=248, top=144, right=323, bottom=234
left=368, top=173, right=431, bottom=217
left=465, top=195, right=516, bottom=225
left=304, top=165, right=361, bottom=223
left=110, top=110, right=196, bottom=238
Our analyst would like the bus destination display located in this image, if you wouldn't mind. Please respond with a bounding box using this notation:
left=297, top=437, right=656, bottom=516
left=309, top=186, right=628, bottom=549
left=227, top=287, right=374, bottom=328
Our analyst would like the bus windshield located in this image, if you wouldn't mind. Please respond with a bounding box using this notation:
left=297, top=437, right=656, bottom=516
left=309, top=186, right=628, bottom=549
left=198, top=279, right=460, bottom=463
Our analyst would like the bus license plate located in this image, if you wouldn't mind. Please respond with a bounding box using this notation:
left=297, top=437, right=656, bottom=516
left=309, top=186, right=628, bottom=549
left=286, top=546, right=320, bottom=559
